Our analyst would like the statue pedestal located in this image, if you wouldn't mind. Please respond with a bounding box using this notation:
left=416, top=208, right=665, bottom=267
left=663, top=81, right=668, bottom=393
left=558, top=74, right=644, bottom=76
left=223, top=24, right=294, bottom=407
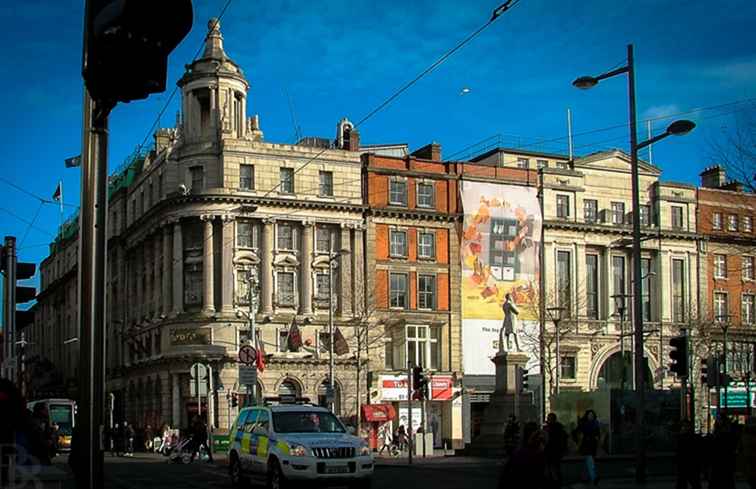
left=469, top=351, right=537, bottom=457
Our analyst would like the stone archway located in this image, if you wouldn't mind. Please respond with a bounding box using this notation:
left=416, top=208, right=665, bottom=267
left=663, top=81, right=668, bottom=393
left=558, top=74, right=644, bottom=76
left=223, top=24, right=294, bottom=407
left=589, top=344, right=658, bottom=390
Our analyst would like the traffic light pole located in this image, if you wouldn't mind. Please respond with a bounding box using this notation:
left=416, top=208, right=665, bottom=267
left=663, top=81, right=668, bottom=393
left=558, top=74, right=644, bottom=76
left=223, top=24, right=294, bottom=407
left=406, top=364, right=413, bottom=465
left=77, top=89, right=112, bottom=489
left=2, top=236, right=17, bottom=382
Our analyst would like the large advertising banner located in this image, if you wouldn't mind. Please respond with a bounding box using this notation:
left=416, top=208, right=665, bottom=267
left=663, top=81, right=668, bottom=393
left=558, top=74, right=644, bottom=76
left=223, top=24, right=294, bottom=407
left=460, top=181, right=541, bottom=375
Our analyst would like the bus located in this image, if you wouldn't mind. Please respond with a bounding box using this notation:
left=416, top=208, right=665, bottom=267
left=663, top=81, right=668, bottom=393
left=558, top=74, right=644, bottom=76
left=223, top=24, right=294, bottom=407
left=27, top=398, right=76, bottom=452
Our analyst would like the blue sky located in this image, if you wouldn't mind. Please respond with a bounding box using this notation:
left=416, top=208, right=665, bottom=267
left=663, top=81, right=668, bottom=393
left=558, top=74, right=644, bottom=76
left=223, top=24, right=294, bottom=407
left=1, top=0, right=755, bottom=277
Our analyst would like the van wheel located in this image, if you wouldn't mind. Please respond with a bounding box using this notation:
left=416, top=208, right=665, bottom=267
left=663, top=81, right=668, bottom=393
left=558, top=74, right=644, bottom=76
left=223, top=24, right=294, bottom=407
left=267, top=460, right=288, bottom=489
left=229, top=453, right=246, bottom=488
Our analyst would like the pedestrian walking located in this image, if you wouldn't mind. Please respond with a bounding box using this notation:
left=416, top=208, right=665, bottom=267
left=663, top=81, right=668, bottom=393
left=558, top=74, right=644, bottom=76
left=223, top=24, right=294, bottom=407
left=395, top=424, right=408, bottom=452
left=124, top=421, right=135, bottom=457
left=498, top=429, right=547, bottom=489
left=576, top=409, right=600, bottom=486
left=710, top=416, right=737, bottom=489
left=503, top=415, right=521, bottom=459
left=377, top=423, right=392, bottom=455
left=544, top=413, right=568, bottom=489
left=114, top=422, right=124, bottom=456
left=675, top=419, right=702, bottom=489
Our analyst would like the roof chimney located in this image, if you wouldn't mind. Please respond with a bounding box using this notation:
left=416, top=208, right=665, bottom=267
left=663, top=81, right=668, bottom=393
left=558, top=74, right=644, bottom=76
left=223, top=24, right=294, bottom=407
left=700, top=165, right=727, bottom=188
left=411, top=142, right=442, bottom=161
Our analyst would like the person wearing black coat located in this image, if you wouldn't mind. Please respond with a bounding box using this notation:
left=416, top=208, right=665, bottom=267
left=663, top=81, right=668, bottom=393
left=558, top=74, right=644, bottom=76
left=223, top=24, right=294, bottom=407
left=544, top=413, right=568, bottom=489
left=675, top=419, right=702, bottom=489
left=576, top=410, right=600, bottom=486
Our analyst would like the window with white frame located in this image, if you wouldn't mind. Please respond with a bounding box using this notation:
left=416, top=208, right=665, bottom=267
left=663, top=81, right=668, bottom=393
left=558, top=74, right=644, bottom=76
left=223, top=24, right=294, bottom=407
left=406, top=325, right=440, bottom=370
left=640, top=205, right=652, bottom=227
left=714, top=254, right=727, bottom=279
left=517, top=157, right=529, bottom=169
left=557, top=250, right=572, bottom=318
left=672, top=258, right=685, bottom=323
left=240, top=164, right=254, bottom=190
left=390, top=230, right=407, bottom=257
left=319, top=171, right=333, bottom=197
left=416, top=182, right=435, bottom=208
left=743, top=294, right=755, bottom=325
left=237, top=220, right=257, bottom=248
left=743, top=256, right=754, bottom=280
left=277, top=223, right=295, bottom=250
left=584, top=199, right=598, bottom=223
left=728, top=214, right=738, bottom=232
left=389, top=273, right=407, bottom=308
left=743, top=216, right=753, bottom=233
left=556, top=195, right=570, bottom=218
left=555, top=161, right=569, bottom=169
left=417, top=274, right=436, bottom=310
left=560, top=355, right=576, bottom=380
left=280, top=167, right=294, bottom=194
left=276, top=271, right=295, bottom=306
left=585, top=254, right=599, bottom=320
left=714, top=292, right=729, bottom=322
left=315, top=225, right=335, bottom=254
left=713, top=212, right=722, bottom=230
left=389, top=178, right=407, bottom=206
left=315, top=272, right=330, bottom=300
left=671, top=206, right=685, bottom=229
left=537, top=159, right=548, bottom=169
left=611, top=202, right=625, bottom=225
left=417, top=231, right=435, bottom=259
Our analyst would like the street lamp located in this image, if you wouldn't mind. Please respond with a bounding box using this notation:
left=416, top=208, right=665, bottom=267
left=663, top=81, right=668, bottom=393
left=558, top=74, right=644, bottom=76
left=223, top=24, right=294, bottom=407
left=612, top=294, right=629, bottom=392
left=574, top=44, right=695, bottom=483
left=546, top=306, right=565, bottom=397
left=328, top=247, right=351, bottom=413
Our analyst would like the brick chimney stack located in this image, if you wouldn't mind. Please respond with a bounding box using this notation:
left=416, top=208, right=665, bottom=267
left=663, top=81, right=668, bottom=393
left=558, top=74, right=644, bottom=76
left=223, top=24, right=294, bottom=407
left=411, top=142, right=442, bottom=161
left=700, top=165, right=727, bottom=188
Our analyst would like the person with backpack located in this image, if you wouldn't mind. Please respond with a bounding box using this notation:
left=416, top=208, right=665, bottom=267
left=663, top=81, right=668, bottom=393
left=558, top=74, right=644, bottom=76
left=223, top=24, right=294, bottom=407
left=544, top=413, right=568, bottom=489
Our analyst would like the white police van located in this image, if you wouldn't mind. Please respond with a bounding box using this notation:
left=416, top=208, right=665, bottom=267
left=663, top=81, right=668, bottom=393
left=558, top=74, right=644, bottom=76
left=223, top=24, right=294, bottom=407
left=228, top=400, right=374, bottom=489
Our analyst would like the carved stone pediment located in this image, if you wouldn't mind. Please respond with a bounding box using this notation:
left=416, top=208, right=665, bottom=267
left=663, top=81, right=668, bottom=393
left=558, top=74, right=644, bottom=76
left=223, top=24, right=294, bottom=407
left=234, top=250, right=260, bottom=265
left=274, top=254, right=299, bottom=267
left=312, top=255, right=338, bottom=270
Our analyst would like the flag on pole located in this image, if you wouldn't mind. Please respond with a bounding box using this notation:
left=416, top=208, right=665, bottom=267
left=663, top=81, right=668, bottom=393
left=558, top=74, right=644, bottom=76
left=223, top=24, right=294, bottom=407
left=52, top=181, right=62, bottom=202
left=287, top=318, right=303, bottom=352
left=333, top=327, right=349, bottom=355
left=64, top=155, right=81, bottom=168
left=255, top=330, right=266, bottom=372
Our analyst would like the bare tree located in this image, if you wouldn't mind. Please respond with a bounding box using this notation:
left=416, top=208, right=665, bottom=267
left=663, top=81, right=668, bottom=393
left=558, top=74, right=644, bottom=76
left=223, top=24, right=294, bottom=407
left=708, top=110, right=756, bottom=193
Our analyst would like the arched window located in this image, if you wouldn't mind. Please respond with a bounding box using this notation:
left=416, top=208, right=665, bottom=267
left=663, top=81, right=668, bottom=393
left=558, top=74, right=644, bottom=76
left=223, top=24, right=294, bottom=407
left=278, top=379, right=301, bottom=398
left=317, top=380, right=341, bottom=416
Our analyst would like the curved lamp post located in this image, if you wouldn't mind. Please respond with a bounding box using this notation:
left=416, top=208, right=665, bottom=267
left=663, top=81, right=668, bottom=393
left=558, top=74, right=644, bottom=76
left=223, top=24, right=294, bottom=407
left=573, top=44, right=695, bottom=483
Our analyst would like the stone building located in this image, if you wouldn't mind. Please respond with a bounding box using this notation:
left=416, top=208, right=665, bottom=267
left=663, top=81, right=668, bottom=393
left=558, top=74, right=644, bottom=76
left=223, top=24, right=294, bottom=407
left=471, top=148, right=700, bottom=404
left=31, top=19, right=368, bottom=431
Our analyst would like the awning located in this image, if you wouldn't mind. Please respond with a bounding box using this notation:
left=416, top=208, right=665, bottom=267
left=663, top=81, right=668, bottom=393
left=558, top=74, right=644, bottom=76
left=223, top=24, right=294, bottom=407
left=361, top=404, right=396, bottom=423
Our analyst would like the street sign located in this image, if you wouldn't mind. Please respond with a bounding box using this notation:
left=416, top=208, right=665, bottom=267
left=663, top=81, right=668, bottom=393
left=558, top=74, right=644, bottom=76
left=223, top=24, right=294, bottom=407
left=239, top=345, right=258, bottom=366
left=190, top=363, right=208, bottom=379
left=190, top=363, right=208, bottom=397
left=239, top=366, right=257, bottom=387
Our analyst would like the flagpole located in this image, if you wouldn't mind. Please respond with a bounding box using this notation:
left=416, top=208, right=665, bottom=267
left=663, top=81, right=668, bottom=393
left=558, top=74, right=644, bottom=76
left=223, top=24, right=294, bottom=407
left=59, top=180, right=64, bottom=229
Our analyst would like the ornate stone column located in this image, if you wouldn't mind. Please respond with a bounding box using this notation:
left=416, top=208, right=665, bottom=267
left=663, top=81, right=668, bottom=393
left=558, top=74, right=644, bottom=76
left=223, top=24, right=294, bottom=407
left=136, top=244, right=145, bottom=322
left=154, top=231, right=162, bottom=318
left=171, top=373, right=181, bottom=428
left=261, top=218, right=275, bottom=315
left=352, top=224, right=365, bottom=316
left=172, top=221, right=184, bottom=316
left=339, top=224, right=352, bottom=317
left=202, top=215, right=216, bottom=313
left=220, top=215, right=235, bottom=313
left=162, top=225, right=172, bottom=316
left=300, top=221, right=314, bottom=315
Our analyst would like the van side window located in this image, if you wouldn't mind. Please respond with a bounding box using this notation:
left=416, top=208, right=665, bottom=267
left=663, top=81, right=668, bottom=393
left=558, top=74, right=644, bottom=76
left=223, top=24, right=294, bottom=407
left=256, top=410, right=270, bottom=433
left=243, top=409, right=259, bottom=433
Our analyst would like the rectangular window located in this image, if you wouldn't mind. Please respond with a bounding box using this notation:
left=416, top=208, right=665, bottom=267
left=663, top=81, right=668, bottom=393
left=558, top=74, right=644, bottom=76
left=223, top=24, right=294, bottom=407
left=611, top=202, right=625, bottom=225
left=280, top=167, right=294, bottom=194
left=584, top=199, right=598, bottom=224
left=743, top=256, right=754, bottom=280
left=556, top=195, right=570, bottom=218
left=557, top=251, right=572, bottom=318
left=315, top=272, right=330, bottom=300
left=640, top=205, right=651, bottom=227
left=555, top=161, right=569, bottom=169
left=390, top=230, right=407, bottom=257
left=276, top=272, right=295, bottom=306
left=184, top=263, right=203, bottom=306
left=586, top=254, right=599, bottom=320
left=278, top=329, right=289, bottom=352
left=406, top=325, right=440, bottom=370
left=190, top=166, right=204, bottom=191
left=277, top=223, right=294, bottom=250
left=560, top=355, right=576, bottom=380
left=517, top=157, right=529, bottom=169
left=417, top=232, right=435, bottom=259
left=389, top=179, right=407, bottom=206
left=714, top=254, right=727, bottom=279
left=537, top=159, right=548, bottom=170
left=743, top=216, right=753, bottom=233
left=641, top=258, right=653, bottom=322
left=714, top=292, right=728, bottom=322
left=713, top=212, right=723, bottom=230
left=315, top=226, right=334, bottom=253
left=672, top=206, right=685, bottom=229
left=727, top=214, right=738, bottom=232
left=236, top=268, right=255, bottom=305
left=613, top=256, right=626, bottom=315
left=672, top=258, right=685, bottom=323
left=742, top=294, right=755, bottom=325
left=237, top=220, right=256, bottom=248
left=390, top=273, right=408, bottom=308
left=416, top=183, right=435, bottom=208
left=240, top=164, right=254, bottom=190
left=319, top=171, right=333, bottom=197
left=418, top=274, right=436, bottom=310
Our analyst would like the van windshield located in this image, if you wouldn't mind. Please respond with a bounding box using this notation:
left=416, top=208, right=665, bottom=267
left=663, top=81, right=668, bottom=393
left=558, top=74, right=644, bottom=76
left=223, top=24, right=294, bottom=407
left=272, top=412, right=346, bottom=434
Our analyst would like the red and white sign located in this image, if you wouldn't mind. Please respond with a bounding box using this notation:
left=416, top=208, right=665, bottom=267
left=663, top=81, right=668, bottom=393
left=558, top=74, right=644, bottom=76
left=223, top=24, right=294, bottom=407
left=430, top=375, right=453, bottom=401
left=380, top=375, right=409, bottom=401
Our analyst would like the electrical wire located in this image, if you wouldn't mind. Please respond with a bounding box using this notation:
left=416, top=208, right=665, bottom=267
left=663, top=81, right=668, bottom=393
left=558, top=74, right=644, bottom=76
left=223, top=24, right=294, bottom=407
left=0, top=207, right=55, bottom=237
left=19, top=201, right=45, bottom=248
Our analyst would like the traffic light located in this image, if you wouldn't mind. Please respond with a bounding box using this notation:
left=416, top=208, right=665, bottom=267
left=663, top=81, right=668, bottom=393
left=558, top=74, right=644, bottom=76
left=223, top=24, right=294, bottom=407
left=668, top=334, right=688, bottom=377
left=411, top=366, right=429, bottom=400
left=519, top=367, right=529, bottom=392
left=230, top=392, right=238, bottom=408
left=1, top=239, right=37, bottom=330
left=83, top=0, right=193, bottom=105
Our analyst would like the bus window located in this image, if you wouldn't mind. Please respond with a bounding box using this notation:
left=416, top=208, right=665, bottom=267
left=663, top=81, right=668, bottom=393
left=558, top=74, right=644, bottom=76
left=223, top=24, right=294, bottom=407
left=50, top=404, right=74, bottom=436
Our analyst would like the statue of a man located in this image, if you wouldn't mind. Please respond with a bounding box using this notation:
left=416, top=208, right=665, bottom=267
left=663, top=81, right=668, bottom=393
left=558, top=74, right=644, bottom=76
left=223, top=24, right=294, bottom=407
left=499, top=293, right=520, bottom=352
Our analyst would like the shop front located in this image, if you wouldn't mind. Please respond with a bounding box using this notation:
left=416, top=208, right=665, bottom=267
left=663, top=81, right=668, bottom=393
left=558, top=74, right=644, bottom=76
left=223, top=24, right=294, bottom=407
left=361, top=403, right=397, bottom=450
